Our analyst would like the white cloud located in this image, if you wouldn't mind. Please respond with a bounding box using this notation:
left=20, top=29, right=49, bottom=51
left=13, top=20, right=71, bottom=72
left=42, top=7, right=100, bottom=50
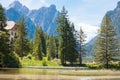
left=4, top=0, right=49, bottom=10
left=75, top=23, right=99, bottom=43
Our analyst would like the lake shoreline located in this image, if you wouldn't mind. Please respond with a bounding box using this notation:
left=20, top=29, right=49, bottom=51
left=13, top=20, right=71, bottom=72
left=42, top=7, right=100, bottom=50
left=0, top=74, right=120, bottom=80
left=0, top=68, right=120, bottom=80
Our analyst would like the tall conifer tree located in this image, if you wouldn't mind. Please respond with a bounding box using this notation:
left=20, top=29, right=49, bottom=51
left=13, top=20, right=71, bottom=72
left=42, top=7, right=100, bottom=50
left=0, top=4, right=7, bottom=30
left=77, top=27, right=86, bottom=66
left=33, top=26, right=43, bottom=60
left=95, top=14, right=118, bottom=68
left=14, top=17, right=29, bottom=58
left=0, top=4, right=20, bottom=68
left=57, top=7, right=78, bottom=65
left=47, top=35, right=57, bottom=60
left=0, top=4, right=10, bottom=67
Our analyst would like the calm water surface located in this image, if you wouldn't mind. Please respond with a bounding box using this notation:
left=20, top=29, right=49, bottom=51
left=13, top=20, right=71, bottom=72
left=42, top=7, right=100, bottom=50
left=0, top=68, right=120, bottom=80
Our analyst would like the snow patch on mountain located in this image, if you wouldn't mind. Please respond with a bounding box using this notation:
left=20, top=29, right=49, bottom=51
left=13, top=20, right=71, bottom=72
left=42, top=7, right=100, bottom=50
left=75, top=23, right=99, bottom=43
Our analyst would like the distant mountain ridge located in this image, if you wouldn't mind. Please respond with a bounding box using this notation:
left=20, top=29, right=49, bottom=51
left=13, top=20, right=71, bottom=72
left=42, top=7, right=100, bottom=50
left=86, top=1, right=120, bottom=57
left=5, top=1, right=60, bottom=38
left=107, top=1, right=120, bottom=39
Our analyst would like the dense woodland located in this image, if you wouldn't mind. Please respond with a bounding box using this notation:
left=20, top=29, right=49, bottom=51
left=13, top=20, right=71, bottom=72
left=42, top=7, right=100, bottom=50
left=0, top=4, right=120, bottom=69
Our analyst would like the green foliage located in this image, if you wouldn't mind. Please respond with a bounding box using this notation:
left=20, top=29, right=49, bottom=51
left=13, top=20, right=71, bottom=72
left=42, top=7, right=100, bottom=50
left=0, top=53, right=4, bottom=67
left=21, top=56, right=59, bottom=66
left=40, top=28, right=46, bottom=55
left=57, top=7, right=78, bottom=65
left=42, top=58, right=48, bottom=66
left=27, top=40, right=33, bottom=54
left=47, top=35, right=57, bottom=60
left=0, top=5, right=21, bottom=68
left=14, top=17, right=29, bottom=58
left=33, top=26, right=44, bottom=60
left=2, top=52, right=21, bottom=68
left=109, top=62, right=120, bottom=69
left=0, top=31, right=10, bottom=54
left=21, top=58, right=41, bottom=66
left=86, top=64, right=101, bottom=69
left=0, top=24, right=10, bottom=68
left=26, top=54, right=33, bottom=59
left=76, top=27, right=87, bottom=65
left=95, top=14, right=119, bottom=68
left=66, top=23, right=78, bottom=65
left=21, top=54, right=41, bottom=66
left=0, top=4, right=7, bottom=30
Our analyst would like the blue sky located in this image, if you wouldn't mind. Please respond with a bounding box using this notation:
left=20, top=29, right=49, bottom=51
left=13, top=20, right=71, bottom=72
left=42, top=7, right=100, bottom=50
left=0, top=0, right=119, bottom=42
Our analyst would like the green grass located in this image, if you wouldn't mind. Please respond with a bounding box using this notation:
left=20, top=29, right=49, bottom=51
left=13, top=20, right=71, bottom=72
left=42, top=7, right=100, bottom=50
left=20, top=57, right=60, bottom=67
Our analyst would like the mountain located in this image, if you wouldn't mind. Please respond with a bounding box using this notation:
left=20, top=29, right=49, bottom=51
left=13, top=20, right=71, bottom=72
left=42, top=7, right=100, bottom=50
left=107, top=1, right=120, bottom=39
left=86, top=1, right=120, bottom=58
left=28, top=4, right=59, bottom=35
left=5, top=1, right=60, bottom=38
left=5, top=7, right=35, bottom=39
left=85, top=37, right=97, bottom=57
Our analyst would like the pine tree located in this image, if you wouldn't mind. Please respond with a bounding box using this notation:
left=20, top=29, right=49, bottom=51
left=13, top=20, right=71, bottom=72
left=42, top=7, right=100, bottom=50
left=14, top=17, right=29, bottom=58
left=47, top=35, right=57, bottom=60
left=0, top=4, right=10, bottom=67
left=33, top=26, right=43, bottom=60
left=0, top=31, right=10, bottom=54
left=0, top=4, right=7, bottom=31
left=0, top=4, right=21, bottom=68
left=54, top=36, right=59, bottom=58
left=57, top=7, right=78, bottom=65
left=0, top=4, right=9, bottom=53
left=57, top=6, right=68, bottom=65
left=66, top=23, right=78, bottom=65
left=77, top=27, right=86, bottom=66
left=40, top=27, right=46, bottom=56
left=95, top=14, right=119, bottom=68
left=0, top=31, right=10, bottom=67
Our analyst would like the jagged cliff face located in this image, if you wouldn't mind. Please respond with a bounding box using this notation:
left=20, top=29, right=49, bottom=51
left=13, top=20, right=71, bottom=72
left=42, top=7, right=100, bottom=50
left=107, top=1, right=120, bottom=39
left=28, top=4, right=60, bottom=35
left=5, top=1, right=60, bottom=39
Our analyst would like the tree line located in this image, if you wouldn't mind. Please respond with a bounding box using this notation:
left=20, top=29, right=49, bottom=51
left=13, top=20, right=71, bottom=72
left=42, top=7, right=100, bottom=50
left=0, top=4, right=120, bottom=68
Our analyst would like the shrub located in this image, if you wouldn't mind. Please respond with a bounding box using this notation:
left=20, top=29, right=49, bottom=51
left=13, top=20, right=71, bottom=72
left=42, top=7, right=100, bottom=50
left=26, top=54, right=33, bottom=59
left=3, top=52, right=21, bottom=68
left=86, top=63, right=100, bottom=69
left=42, top=58, right=47, bottom=66
left=109, top=62, right=120, bottom=69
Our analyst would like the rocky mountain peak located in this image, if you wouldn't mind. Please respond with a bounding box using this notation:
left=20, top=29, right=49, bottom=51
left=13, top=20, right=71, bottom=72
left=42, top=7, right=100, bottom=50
left=8, top=1, right=29, bottom=15
left=117, top=1, right=120, bottom=8
left=49, top=4, right=56, bottom=10
left=9, top=1, right=22, bottom=9
left=114, top=1, right=120, bottom=11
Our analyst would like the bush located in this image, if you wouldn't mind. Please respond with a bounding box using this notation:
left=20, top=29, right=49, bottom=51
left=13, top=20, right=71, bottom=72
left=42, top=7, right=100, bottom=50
left=3, top=52, right=21, bottom=68
left=42, top=58, right=47, bottom=66
left=24, top=54, right=33, bottom=60
left=109, top=62, right=120, bottom=69
left=86, top=64, right=100, bottom=69
left=0, top=53, right=4, bottom=67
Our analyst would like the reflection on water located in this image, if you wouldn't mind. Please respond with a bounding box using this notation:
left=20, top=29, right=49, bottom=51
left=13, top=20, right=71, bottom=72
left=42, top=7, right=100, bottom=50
left=95, top=79, right=120, bottom=80
left=0, top=68, right=51, bottom=75
left=0, top=68, right=120, bottom=80
left=79, top=78, right=120, bottom=80
left=0, top=78, right=120, bottom=80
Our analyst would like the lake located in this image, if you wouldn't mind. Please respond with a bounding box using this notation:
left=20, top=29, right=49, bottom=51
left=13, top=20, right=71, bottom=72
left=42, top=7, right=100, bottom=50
left=0, top=68, right=120, bottom=80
